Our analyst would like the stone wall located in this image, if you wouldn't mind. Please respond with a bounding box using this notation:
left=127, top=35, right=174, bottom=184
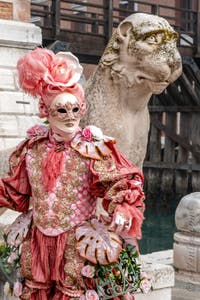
left=0, top=19, right=42, bottom=176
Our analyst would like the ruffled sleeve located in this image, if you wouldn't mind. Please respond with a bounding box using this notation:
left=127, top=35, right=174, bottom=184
left=0, top=139, right=31, bottom=213
left=90, top=141, right=145, bottom=240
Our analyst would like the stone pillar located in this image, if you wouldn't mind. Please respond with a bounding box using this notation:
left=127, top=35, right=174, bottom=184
left=0, top=0, right=42, bottom=177
left=0, top=3, right=42, bottom=298
left=173, top=192, right=200, bottom=299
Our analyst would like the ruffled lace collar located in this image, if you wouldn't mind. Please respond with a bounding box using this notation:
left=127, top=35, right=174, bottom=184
left=71, top=125, right=115, bottom=160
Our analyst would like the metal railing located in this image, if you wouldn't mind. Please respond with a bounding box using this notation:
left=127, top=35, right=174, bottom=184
left=30, top=0, right=199, bottom=60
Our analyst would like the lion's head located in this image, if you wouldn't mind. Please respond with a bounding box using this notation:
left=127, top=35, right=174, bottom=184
left=101, top=13, right=182, bottom=94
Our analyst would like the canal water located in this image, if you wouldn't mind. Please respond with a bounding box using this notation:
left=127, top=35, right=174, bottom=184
left=139, top=195, right=181, bottom=254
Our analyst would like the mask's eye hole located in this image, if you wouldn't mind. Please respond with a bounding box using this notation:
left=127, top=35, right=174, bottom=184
left=72, top=107, right=79, bottom=113
left=57, top=108, right=67, bottom=113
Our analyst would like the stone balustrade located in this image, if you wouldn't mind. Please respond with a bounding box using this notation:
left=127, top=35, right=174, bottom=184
left=173, top=192, right=200, bottom=299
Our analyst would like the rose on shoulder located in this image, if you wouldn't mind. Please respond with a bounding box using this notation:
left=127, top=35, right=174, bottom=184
left=82, top=126, right=104, bottom=142
left=27, top=125, right=48, bottom=138
left=82, top=127, right=93, bottom=142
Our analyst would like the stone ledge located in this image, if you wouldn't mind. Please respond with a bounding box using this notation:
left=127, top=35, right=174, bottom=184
left=139, top=250, right=174, bottom=290
left=136, top=287, right=172, bottom=300
left=0, top=92, right=39, bottom=115
left=172, top=275, right=200, bottom=300
left=0, top=20, right=41, bottom=48
left=175, top=269, right=200, bottom=285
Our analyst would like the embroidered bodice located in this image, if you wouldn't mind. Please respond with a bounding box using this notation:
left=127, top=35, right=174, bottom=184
left=0, top=124, right=145, bottom=241
left=26, top=139, right=96, bottom=236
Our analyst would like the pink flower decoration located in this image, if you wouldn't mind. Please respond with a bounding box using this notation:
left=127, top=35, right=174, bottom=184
left=3, top=282, right=11, bottom=296
left=17, top=48, right=55, bottom=97
left=13, top=281, right=23, bottom=297
left=80, top=295, right=86, bottom=300
left=81, top=265, right=95, bottom=278
left=123, top=292, right=135, bottom=300
left=140, top=272, right=149, bottom=280
left=85, top=290, right=99, bottom=300
left=17, top=48, right=83, bottom=98
left=46, top=52, right=83, bottom=88
left=27, top=125, right=48, bottom=138
left=7, top=252, right=18, bottom=264
left=82, top=127, right=93, bottom=142
left=140, top=279, right=152, bottom=294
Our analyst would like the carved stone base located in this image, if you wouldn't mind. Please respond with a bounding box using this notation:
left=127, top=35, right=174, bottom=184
left=135, top=250, right=174, bottom=300
left=173, top=232, right=200, bottom=273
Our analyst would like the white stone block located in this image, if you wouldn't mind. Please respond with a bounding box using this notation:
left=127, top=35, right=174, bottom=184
left=135, top=287, right=171, bottom=300
left=0, top=91, right=39, bottom=115
left=173, top=232, right=200, bottom=273
left=172, top=273, right=200, bottom=299
left=0, top=68, right=16, bottom=91
left=175, top=192, right=200, bottom=233
left=175, top=270, right=200, bottom=285
left=0, top=47, right=29, bottom=67
left=23, top=94, right=39, bottom=115
left=0, top=91, right=25, bottom=113
left=135, top=251, right=174, bottom=300
left=17, top=115, right=42, bottom=136
left=0, top=138, right=22, bottom=177
left=0, top=20, right=42, bottom=48
left=0, top=115, right=18, bottom=136
left=3, top=138, right=22, bottom=149
left=140, top=250, right=174, bottom=290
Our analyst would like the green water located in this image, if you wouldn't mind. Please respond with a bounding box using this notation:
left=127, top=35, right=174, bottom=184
left=139, top=197, right=180, bottom=254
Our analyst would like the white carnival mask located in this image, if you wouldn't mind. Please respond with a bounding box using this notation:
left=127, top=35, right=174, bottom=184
left=48, top=92, right=81, bottom=138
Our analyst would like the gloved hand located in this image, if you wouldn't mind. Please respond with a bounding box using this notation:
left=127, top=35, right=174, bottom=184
left=109, top=210, right=132, bottom=234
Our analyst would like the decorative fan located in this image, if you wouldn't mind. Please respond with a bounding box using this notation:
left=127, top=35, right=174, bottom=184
left=7, top=210, right=33, bottom=246
left=76, top=219, right=122, bottom=265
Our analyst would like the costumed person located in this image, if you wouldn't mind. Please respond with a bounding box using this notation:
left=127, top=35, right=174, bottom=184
left=0, top=48, right=148, bottom=299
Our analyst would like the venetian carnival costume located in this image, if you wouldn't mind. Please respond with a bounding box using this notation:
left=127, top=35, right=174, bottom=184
left=0, top=48, right=146, bottom=300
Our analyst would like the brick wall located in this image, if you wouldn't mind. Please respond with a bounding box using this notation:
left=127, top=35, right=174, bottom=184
left=0, top=0, right=30, bottom=22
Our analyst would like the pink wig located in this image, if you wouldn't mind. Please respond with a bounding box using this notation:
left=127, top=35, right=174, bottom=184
left=17, top=48, right=85, bottom=117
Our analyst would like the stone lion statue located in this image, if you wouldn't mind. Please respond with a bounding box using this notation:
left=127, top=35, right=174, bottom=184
left=83, top=13, right=182, bottom=168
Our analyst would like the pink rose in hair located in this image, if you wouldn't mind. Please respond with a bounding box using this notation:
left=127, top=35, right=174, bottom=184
left=46, top=52, right=83, bottom=88
left=17, top=49, right=82, bottom=97
left=17, top=48, right=54, bottom=96
left=13, top=281, right=23, bottom=297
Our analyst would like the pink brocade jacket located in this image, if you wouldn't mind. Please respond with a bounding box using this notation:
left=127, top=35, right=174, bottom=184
left=0, top=126, right=145, bottom=240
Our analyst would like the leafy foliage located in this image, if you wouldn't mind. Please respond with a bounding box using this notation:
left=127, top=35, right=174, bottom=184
left=84, top=244, right=143, bottom=299
left=0, top=234, right=21, bottom=288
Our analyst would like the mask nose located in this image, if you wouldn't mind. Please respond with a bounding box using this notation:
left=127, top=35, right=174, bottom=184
left=66, top=109, right=75, bottom=119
